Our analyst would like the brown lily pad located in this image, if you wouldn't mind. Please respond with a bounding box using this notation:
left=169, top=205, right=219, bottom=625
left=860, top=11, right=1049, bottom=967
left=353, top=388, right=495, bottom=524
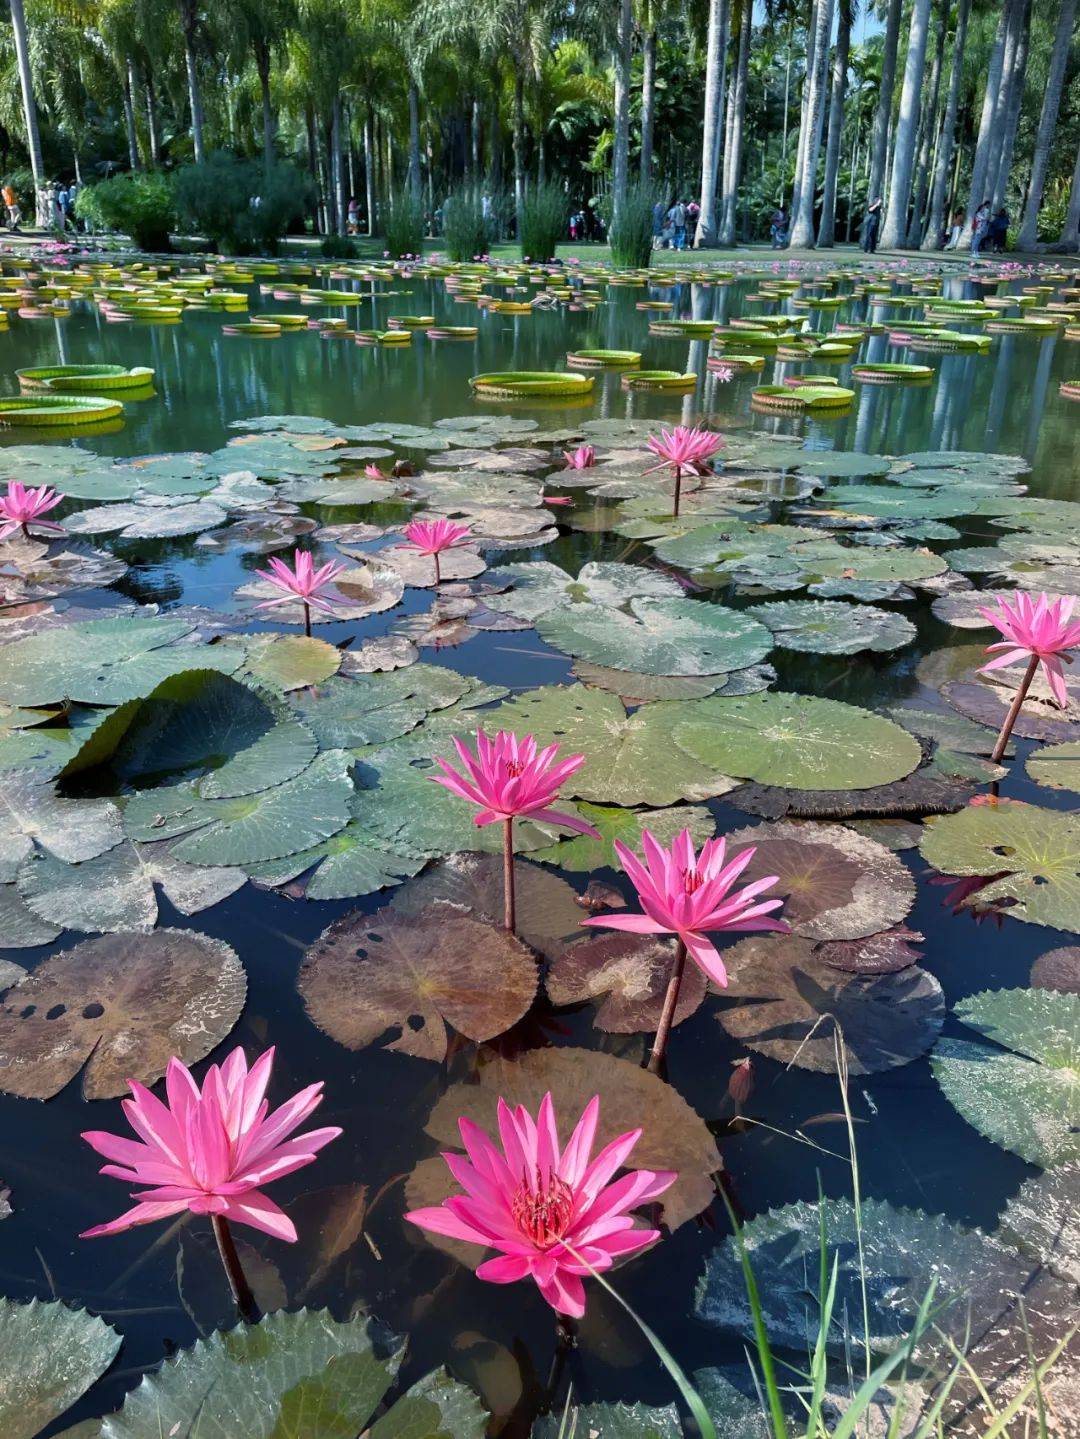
left=546, top=932, right=708, bottom=1033
left=815, top=926, right=924, bottom=974
left=727, top=821, right=915, bottom=941
left=379, top=544, right=487, bottom=588
left=728, top=757, right=977, bottom=821
left=298, top=903, right=538, bottom=1062
left=340, top=635, right=419, bottom=673
left=0, top=929, right=246, bottom=1100
left=942, top=676, right=1080, bottom=745
left=389, top=854, right=584, bottom=962
left=404, top=1046, right=721, bottom=1265
left=1030, top=946, right=1080, bottom=993
left=716, top=934, right=945, bottom=1075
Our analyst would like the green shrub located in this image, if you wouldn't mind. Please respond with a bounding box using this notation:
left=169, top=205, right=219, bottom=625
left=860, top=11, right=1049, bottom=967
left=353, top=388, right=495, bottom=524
left=519, top=180, right=565, bottom=261
left=320, top=233, right=359, bottom=258
left=381, top=187, right=424, bottom=259
left=607, top=180, right=663, bottom=268
left=173, top=153, right=313, bottom=255
left=74, top=172, right=175, bottom=250
left=441, top=184, right=488, bottom=261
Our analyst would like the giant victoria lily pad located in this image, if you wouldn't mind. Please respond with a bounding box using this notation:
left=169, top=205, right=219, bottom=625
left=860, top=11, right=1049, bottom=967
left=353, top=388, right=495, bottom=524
left=0, top=929, right=245, bottom=1099
left=536, top=597, right=773, bottom=677
left=920, top=800, right=1080, bottom=932
left=673, top=693, right=922, bottom=791
left=931, top=989, right=1080, bottom=1167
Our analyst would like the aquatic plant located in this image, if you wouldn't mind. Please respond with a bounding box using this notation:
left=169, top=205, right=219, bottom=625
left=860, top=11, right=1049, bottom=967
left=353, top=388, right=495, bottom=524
left=0, top=481, right=64, bottom=540
left=978, top=591, right=1080, bottom=762
left=399, top=518, right=473, bottom=586
left=80, top=1046, right=341, bottom=1317
left=430, top=730, right=599, bottom=930
left=583, top=829, right=788, bottom=1072
left=563, top=444, right=596, bottom=469
left=519, top=181, right=566, bottom=262
left=644, top=424, right=724, bottom=517
left=405, top=1092, right=675, bottom=1316
left=255, top=548, right=347, bottom=636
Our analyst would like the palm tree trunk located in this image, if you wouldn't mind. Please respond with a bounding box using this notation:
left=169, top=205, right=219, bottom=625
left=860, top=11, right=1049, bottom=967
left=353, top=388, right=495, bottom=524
left=719, top=0, right=751, bottom=245
left=788, top=0, right=816, bottom=225
left=1059, top=138, right=1080, bottom=251
left=122, top=59, right=142, bottom=172
left=364, top=109, right=376, bottom=235
left=611, top=0, right=633, bottom=229
left=867, top=0, right=902, bottom=204
left=640, top=29, right=657, bottom=179
left=255, top=40, right=274, bottom=172
left=9, top=0, right=48, bottom=225
left=959, top=0, right=1012, bottom=244
left=779, top=23, right=792, bottom=205
left=407, top=80, right=422, bottom=202
left=331, top=95, right=346, bottom=235
left=816, top=0, right=851, bottom=247
left=512, top=65, right=526, bottom=236
left=788, top=0, right=834, bottom=246
left=695, top=0, right=730, bottom=245
left=879, top=0, right=933, bottom=248
left=983, top=0, right=1026, bottom=215
left=471, top=97, right=481, bottom=176
left=905, top=0, right=945, bottom=247
left=178, top=0, right=206, bottom=163
left=1017, top=0, right=1076, bottom=249
left=145, top=72, right=161, bottom=167
left=922, top=0, right=970, bottom=249
left=990, top=0, right=1031, bottom=212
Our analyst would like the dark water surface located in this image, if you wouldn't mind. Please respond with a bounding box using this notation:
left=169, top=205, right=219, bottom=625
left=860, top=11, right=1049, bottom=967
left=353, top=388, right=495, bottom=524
left=0, top=261, right=1076, bottom=1434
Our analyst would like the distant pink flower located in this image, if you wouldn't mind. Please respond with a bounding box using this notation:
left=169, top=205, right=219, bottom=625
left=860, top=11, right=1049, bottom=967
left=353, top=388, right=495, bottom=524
left=711, top=363, right=735, bottom=383
left=978, top=591, right=1080, bottom=708
left=80, top=1046, right=341, bottom=1242
left=400, top=518, right=473, bottom=585
left=543, top=494, right=572, bottom=505
left=644, top=425, right=724, bottom=517
left=564, top=445, right=596, bottom=470
left=432, top=730, right=599, bottom=929
left=405, top=1092, right=675, bottom=1317
left=255, top=548, right=347, bottom=635
left=0, top=482, right=64, bottom=540
left=364, top=463, right=385, bottom=479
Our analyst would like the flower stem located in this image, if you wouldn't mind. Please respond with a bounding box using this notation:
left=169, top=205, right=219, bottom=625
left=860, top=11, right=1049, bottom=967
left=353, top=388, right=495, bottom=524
left=211, top=1215, right=257, bottom=1321
left=672, top=465, right=682, bottom=519
left=647, top=938, right=687, bottom=1074
left=502, top=817, right=516, bottom=932
left=991, top=654, right=1039, bottom=764
left=303, top=602, right=312, bottom=638
left=434, top=551, right=441, bottom=587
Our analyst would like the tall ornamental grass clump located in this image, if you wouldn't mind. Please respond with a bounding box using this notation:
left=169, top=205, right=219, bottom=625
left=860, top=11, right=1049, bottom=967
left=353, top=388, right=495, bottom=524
left=608, top=180, right=663, bottom=268
left=520, top=181, right=566, bottom=261
left=382, top=188, right=425, bottom=258
left=442, top=185, right=488, bottom=260
left=173, top=153, right=311, bottom=254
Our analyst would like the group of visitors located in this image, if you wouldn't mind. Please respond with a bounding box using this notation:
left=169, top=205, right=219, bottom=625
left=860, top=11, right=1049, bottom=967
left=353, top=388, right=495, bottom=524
left=971, top=201, right=1009, bottom=255
left=769, top=206, right=789, bottom=247
left=0, top=178, right=81, bottom=234
left=651, top=197, right=700, bottom=250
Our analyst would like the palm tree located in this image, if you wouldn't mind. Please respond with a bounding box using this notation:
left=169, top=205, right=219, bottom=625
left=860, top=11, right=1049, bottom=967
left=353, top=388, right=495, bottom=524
left=1017, top=0, right=1077, bottom=249
left=694, top=0, right=730, bottom=245
left=922, top=0, right=971, bottom=249
left=176, top=0, right=207, bottom=160
left=988, top=0, right=1032, bottom=213
left=225, top=0, right=295, bottom=171
left=719, top=0, right=751, bottom=245
left=959, top=0, right=1015, bottom=244
left=904, top=0, right=945, bottom=247
left=866, top=0, right=902, bottom=205
left=788, top=0, right=834, bottom=247
left=1060, top=138, right=1080, bottom=251
left=816, top=0, right=854, bottom=247
left=9, top=0, right=48, bottom=222
left=879, top=0, right=932, bottom=248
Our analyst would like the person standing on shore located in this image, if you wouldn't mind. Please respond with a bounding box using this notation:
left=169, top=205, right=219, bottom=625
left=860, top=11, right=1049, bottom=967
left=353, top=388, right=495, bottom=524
left=860, top=198, right=882, bottom=253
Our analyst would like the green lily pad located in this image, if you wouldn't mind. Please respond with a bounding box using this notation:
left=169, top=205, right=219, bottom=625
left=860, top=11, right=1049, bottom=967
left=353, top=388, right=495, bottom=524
left=240, top=633, right=341, bottom=690
left=485, top=561, right=683, bottom=622
left=748, top=600, right=916, bottom=654
left=1026, top=741, right=1080, bottom=796
left=0, top=883, right=61, bottom=948
left=673, top=693, right=922, bottom=790
left=998, top=1166, right=1080, bottom=1285
left=536, top=597, right=772, bottom=677
left=0, top=1299, right=120, bottom=1439
left=0, top=929, right=245, bottom=1099
left=64, top=499, right=228, bottom=540
left=931, top=989, right=1080, bottom=1167
left=289, top=667, right=469, bottom=748
left=919, top=800, right=1080, bottom=932
left=530, top=801, right=715, bottom=872
left=570, top=662, right=741, bottom=703
left=0, top=771, right=122, bottom=880
left=0, top=618, right=242, bottom=707
left=246, top=813, right=423, bottom=901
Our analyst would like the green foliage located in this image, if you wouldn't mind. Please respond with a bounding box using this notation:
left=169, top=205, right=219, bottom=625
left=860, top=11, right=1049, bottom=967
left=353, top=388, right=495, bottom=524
left=607, top=180, right=662, bottom=267
left=74, top=173, right=175, bottom=251
left=519, top=180, right=566, bottom=260
left=320, top=233, right=360, bottom=258
left=441, top=184, right=488, bottom=261
left=173, top=153, right=313, bottom=256
left=381, top=187, right=425, bottom=258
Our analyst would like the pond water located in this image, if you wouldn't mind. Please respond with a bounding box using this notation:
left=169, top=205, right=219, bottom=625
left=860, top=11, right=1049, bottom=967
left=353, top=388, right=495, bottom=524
left=0, top=258, right=1077, bottom=1435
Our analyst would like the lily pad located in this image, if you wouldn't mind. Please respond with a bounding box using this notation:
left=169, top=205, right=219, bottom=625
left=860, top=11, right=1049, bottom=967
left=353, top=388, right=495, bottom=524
left=1031, top=947, right=1080, bottom=993
left=815, top=926, right=924, bottom=974
left=931, top=988, right=1080, bottom=1167
left=405, top=1047, right=721, bottom=1251
left=673, top=693, right=922, bottom=791
left=236, top=560, right=404, bottom=625
left=1026, top=741, right=1080, bottom=796
left=241, top=633, right=341, bottom=690
left=0, top=928, right=245, bottom=1099
left=530, top=802, right=715, bottom=873
left=340, top=635, right=419, bottom=673
left=246, top=812, right=422, bottom=901
left=920, top=800, right=1080, bottom=932
left=299, top=904, right=537, bottom=1061
left=546, top=933, right=707, bottom=1033
left=379, top=544, right=487, bottom=588
left=0, top=772, right=122, bottom=880
left=570, top=663, right=733, bottom=704
left=747, top=600, right=916, bottom=655
left=0, top=1299, right=120, bottom=1439
left=485, top=561, right=682, bottom=622
left=725, top=821, right=915, bottom=940
left=0, top=884, right=61, bottom=948
left=536, top=597, right=772, bottom=677
left=998, top=1166, right=1080, bottom=1285
left=290, top=667, right=469, bottom=748
left=716, top=935, right=943, bottom=1073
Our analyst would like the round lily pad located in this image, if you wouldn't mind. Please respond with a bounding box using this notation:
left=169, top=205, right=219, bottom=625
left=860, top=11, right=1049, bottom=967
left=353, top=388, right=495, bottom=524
left=673, top=693, right=922, bottom=791
left=747, top=600, right=916, bottom=655
left=529, top=801, right=715, bottom=874
left=485, top=561, right=682, bottom=622
left=0, top=928, right=245, bottom=1099
left=1026, top=741, right=1080, bottom=796
left=1031, top=947, right=1080, bottom=993
left=546, top=932, right=707, bottom=1033
left=299, top=904, right=538, bottom=1062
left=241, top=634, right=341, bottom=690
left=716, top=935, right=945, bottom=1074
left=815, top=926, right=924, bottom=973
left=536, top=598, right=773, bottom=677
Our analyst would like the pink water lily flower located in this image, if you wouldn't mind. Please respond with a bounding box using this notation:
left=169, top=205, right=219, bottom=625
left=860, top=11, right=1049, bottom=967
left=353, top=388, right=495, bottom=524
left=255, top=548, right=347, bottom=635
left=406, top=1092, right=675, bottom=1317
left=978, top=590, right=1080, bottom=761
left=432, top=730, right=600, bottom=929
left=644, top=425, right=724, bottom=517
left=711, top=363, right=735, bottom=383
left=364, top=463, right=385, bottom=479
left=564, top=444, right=596, bottom=469
left=584, top=828, right=787, bottom=1069
left=80, top=1046, right=341, bottom=1242
left=0, top=481, right=64, bottom=540
left=400, top=518, right=474, bottom=585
